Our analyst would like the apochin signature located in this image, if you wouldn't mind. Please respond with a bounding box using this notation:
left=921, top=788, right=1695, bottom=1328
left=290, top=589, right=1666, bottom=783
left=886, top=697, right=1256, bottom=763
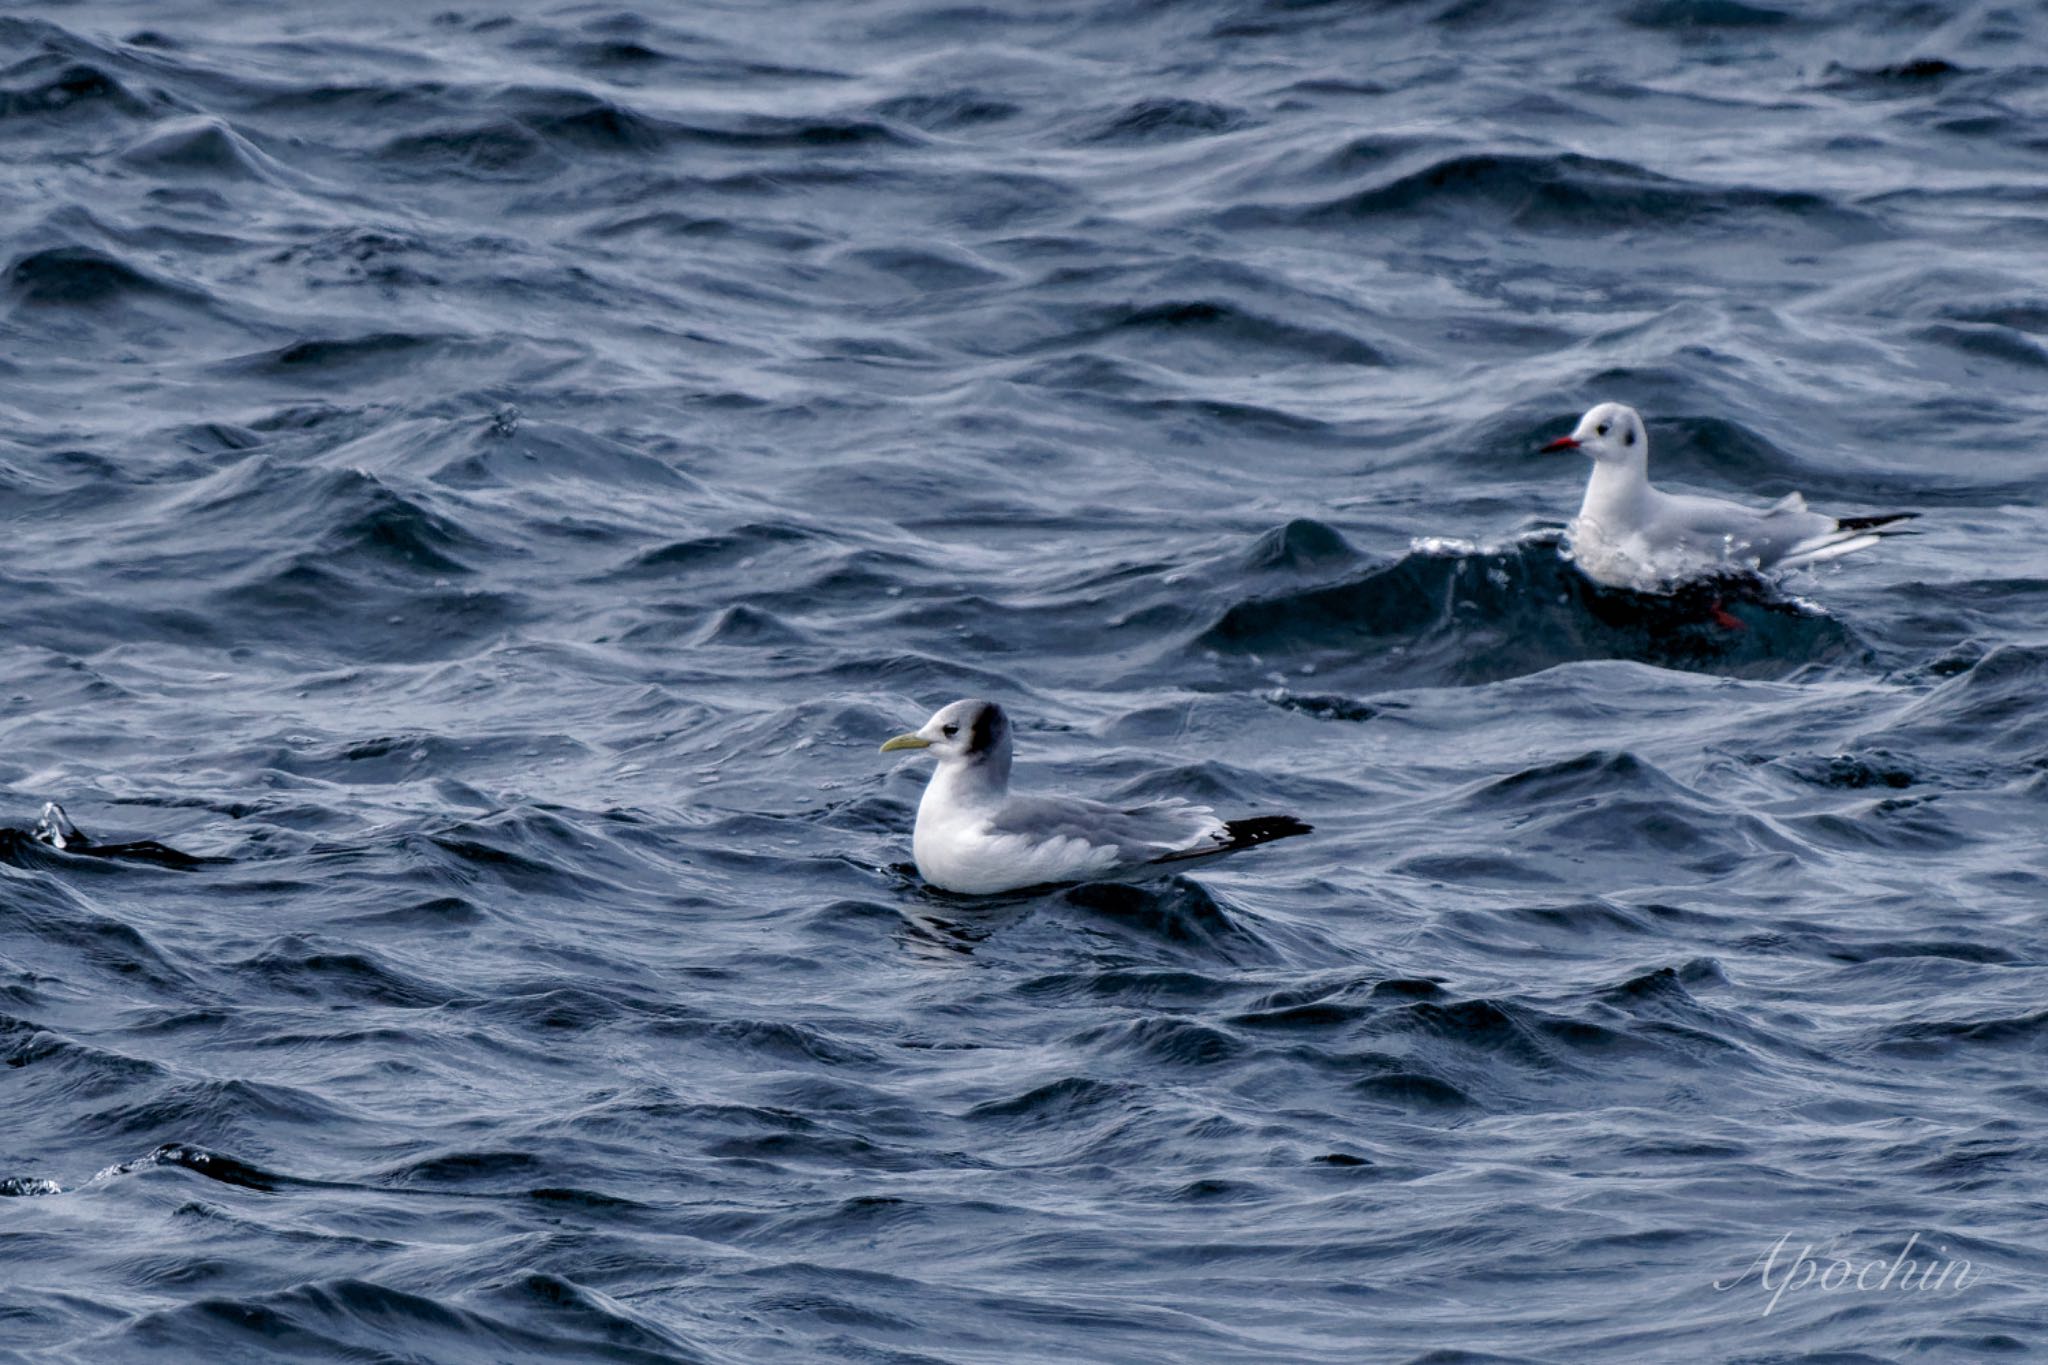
left=1715, top=1232, right=1977, bottom=1316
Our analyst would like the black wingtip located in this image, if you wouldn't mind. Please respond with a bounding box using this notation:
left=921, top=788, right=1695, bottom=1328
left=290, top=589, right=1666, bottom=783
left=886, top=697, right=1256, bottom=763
left=1834, top=511, right=1918, bottom=533
left=1219, top=814, right=1313, bottom=848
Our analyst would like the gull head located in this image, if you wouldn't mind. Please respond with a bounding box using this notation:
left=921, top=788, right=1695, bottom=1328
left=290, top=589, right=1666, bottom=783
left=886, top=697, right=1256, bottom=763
left=1542, top=402, right=1648, bottom=470
left=881, top=698, right=1013, bottom=773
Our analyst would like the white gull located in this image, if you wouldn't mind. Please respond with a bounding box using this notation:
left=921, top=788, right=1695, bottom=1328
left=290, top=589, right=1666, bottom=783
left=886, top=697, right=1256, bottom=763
left=881, top=699, right=1310, bottom=896
left=1544, top=402, right=1914, bottom=590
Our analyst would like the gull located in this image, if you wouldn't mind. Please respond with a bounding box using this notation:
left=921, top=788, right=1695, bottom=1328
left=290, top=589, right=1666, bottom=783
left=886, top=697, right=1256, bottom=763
left=879, top=699, right=1310, bottom=895
left=1543, top=402, right=1914, bottom=590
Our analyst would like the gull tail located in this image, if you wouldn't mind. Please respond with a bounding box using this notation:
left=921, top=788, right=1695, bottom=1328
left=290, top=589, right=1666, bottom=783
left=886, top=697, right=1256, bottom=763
left=1834, top=512, right=1918, bottom=534
left=1779, top=511, right=1918, bottom=569
left=1219, top=814, right=1313, bottom=848
left=1151, top=814, right=1312, bottom=865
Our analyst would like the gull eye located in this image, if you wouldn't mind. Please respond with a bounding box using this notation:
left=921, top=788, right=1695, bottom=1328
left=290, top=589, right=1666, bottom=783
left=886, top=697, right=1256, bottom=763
left=941, top=724, right=958, bottom=738
left=1596, top=423, right=1610, bottom=436
left=1624, top=429, right=1636, bottom=446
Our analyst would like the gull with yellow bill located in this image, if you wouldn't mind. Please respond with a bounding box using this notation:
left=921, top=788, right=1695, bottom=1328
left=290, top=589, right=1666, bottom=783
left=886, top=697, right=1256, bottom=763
left=881, top=699, right=1311, bottom=896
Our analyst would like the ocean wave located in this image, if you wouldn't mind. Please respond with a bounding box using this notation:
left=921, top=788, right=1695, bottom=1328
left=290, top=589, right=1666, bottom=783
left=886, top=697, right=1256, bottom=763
left=1196, top=530, right=1861, bottom=685
left=1224, top=150, right=1882, bottom=240
left=2, top=0, right=2043, bottom=1359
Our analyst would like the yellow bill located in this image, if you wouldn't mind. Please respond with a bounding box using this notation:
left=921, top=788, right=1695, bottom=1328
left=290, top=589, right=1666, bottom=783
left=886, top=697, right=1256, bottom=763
left=880, top=733, right=932, bottom=753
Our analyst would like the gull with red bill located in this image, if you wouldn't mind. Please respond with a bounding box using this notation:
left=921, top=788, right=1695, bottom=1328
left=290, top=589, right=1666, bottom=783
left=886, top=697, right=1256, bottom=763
left=1542, top=402, right=1916, bottom=591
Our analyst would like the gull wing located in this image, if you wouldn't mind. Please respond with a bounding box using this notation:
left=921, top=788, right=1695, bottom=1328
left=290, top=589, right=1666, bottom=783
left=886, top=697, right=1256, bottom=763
left=985, top=796, right=1311, bottom=880
left=987, top=795, right=1224, bottom=867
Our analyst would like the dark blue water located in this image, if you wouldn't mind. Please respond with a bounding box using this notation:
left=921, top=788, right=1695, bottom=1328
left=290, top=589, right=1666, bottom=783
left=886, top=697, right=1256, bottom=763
left=2, top=1, right=2044, bottom=1359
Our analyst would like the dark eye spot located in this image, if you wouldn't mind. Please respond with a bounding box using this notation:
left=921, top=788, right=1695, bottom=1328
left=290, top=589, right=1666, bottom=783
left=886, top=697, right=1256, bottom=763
left=1596, top=423, right=1610, bottom=436
left=941, top=724, right=958, bottom=738
left=1624, top=428, right=1636, bottom=446
left=968, top=704, right=1004, bottom=755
